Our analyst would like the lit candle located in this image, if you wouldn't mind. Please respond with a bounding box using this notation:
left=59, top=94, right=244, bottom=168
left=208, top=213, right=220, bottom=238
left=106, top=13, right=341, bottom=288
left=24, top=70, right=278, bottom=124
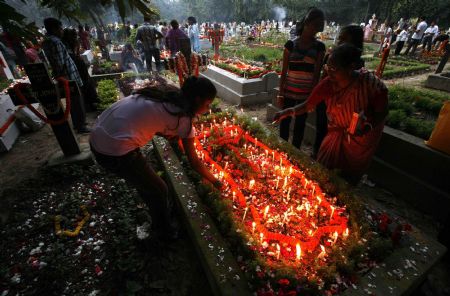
left=279, top=157, right=282, bottom=167
left=223, top=118, right=227, bottom=126
left=296, top=243, right=302, bottom=261
left=224, top=161, right=228, bottom=170
left=276, top=244, right=281, bottom=260
left=209, top=109, right=212, bottom=115
left=286, top=187, right=292, bottom=200
left=263, top=205, right=269, bottom=219
left=343, top=228, right=349, bottom=239
left=330, top=206, right=335, bottom=221
left=265, top=150, right=268, bottom=157
left=289, top=166, right=293, bottom=176
left=312, top=185, right=316, bottom=195
left=232, top=191, right=236, bottom=202
left=260, top=232, right=264, bottom=243
left=316, top=196, right=322, bottom=205
left=272, top=151, right=275, bottom=162
left=283, top=176, right=288, bottom=189
left=255, top=137, right=258, bottom=148
left=242, top=207, right=248, bottom=222
left=305, top=202, right=310, bottom=217
left=252, top=221, right=256, bottom=233
left=275, top=177, right=280, bottom=190
left=249, top=179, right=255, bottom=190
left=332, top=231, right=339, bottom=244
left=201, top=124, right=204, bottom=132
left=244, top=143, right=247, bottom=150
left=318, top=245, right=326, bottom=259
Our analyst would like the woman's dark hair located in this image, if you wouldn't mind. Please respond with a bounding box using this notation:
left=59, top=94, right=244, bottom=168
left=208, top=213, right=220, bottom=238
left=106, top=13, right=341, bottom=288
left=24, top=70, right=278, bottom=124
left=296, top=7, right=324, bottom=36
left=62, top=28, right=79, bottom=53
left=329, top=44, right=362, bottom=70
left=170, top=20, right=179, bottom=29
left=133, top=76, right=216, bottom=117
left=188, top=16, right=197, bottom=24
left=339, top=25, right=364, bottom=51
left=78, top=25, right=84, bottom=31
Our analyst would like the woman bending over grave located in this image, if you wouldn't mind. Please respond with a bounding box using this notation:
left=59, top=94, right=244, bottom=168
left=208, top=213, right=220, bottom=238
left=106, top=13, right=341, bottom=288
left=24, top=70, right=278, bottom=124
left=89, top=76, right=221, bottom=241
left=274, top=44, right=388, bottom=185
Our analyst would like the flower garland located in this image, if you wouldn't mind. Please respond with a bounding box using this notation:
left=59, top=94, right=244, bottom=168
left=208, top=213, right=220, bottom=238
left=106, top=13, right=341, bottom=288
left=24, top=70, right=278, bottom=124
left=54, top=205, right=90, bottom=237
left=175, top=52, right=189, bottom=86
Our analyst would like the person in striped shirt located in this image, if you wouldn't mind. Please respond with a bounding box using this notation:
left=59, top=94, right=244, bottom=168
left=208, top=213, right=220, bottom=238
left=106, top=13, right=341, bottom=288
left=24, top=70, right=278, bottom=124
left=277, top=8, right=326, bottom=149
left=274, top=44, right=388, bottom=184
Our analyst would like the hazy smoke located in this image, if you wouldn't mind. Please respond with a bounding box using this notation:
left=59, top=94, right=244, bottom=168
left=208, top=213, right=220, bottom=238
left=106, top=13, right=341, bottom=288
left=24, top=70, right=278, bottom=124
left=272, top=6, right=286, bottom=22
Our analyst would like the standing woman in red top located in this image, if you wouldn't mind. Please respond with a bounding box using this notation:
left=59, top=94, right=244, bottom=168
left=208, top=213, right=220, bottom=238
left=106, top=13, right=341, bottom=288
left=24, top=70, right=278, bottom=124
left=277, top=8, right=326, bottom=149
left=274, top=44, right=388, bottom=184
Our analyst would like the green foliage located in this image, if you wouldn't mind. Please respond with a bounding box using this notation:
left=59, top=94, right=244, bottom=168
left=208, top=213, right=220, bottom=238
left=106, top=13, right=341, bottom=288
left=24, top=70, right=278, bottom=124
left=365, top=57, right=431, bottom=79
left=221, top=45, right=283, bottom=63
left=97, top=79, right=119, bottom=110
left=0, top=78, right=12, bottom=92
left=127, top=28, right=138, bottom=45
left=386, top=85, right=447, bottom=139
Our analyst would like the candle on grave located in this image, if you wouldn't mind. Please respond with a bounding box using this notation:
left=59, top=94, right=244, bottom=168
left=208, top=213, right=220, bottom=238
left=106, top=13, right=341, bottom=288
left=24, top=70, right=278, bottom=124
left=343, top=228, right=349, bottom=239
left=242, top=207, right=248, bottom=222
left=275, top=177, right=280, bottom=190
left=259, top=232, right=264, bottom=243
left=224, top=161, right=228, bottom=170
left=232, top=191, right=236, bottom=202
left=329, top=206, right=335, bottom=221
left=276, top=244, right=281, bottom=260
left=316, top=196, right=321, bottom=205
left=312, top=185, right=316, bottom=195
left=209, top=109, right=212, bottom=115
left=252, top=221, right=256, bottom=233
left=318, top=245, right=326, bottom=259
left=223, top=118, right=227, bottom=126
left=265, top=150, right=268, bottom=157
left=255, top=137, right=258, bottom=148
left=305, top=202, right=310, bottom=217
left=201, top=124, right=204, bottom=132
left=279, top=157, right=282, bottom=167
left=263, top=205, right=269, bottom=219
left=286, top=187, right=292, bottom=200
left=289, top=166, right=293, bottom=176
left=283, top=176, right=288, bottom=189
left=249, top=179, right=255, bottom=190
left=244, top=143, right=247, bottom=150
left=272, top=151, right=275, bottom=162
left=296, top=243, right=302, bottom=261
left=332, top=231, right=339, bottom=244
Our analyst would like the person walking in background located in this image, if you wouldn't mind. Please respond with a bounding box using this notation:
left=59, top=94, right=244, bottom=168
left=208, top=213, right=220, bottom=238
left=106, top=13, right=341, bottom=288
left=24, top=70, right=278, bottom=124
left=136, top=16, right=164, bottom=72
left=78, top=25, right=90, bottom=50
left=274, top=44, right=388, bottom=185
left=165, top=20, right=188, bottom=57
left=394, top=24, right=409, bottom=55
left=404, top=17, right=427, bottom=55
left=41, top=18, right=89, bottom=133
left=62, top=28, right=99, bottom=112
left=187, top=16, right=200, bottom=52
left=277, top=8, right=326, bottom=149
left=422, top=21, right=439, bottom=52
left=24, top=41, right=41, bottom=63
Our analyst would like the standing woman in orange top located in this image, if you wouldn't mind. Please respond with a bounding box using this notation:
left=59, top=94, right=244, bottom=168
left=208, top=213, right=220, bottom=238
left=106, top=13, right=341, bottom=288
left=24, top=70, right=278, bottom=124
left=277, top=8, right=326, bottom=149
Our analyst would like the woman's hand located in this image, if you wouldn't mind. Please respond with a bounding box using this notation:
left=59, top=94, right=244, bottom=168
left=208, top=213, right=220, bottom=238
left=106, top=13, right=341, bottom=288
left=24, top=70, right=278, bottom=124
left=273, top=107, right=294, bottom=123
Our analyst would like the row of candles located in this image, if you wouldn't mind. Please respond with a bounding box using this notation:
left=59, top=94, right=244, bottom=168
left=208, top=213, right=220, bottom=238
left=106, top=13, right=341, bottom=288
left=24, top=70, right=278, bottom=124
left=194, top=116, right=350, bottom=263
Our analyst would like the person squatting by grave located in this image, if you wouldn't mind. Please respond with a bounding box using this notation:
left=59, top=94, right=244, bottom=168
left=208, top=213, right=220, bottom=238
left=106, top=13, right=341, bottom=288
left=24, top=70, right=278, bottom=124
left=89, top=76, right=222, bottom=241
left=274, top=44, right=388, bottom=185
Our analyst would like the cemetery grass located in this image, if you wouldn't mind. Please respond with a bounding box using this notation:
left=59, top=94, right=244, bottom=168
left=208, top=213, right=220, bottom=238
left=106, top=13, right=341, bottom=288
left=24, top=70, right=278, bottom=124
left=0, top=145, right=210, bottom=296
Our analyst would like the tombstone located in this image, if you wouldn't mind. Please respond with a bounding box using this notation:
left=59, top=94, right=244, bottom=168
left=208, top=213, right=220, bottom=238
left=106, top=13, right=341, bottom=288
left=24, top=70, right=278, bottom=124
left=16, top=63, right=81, bottom=156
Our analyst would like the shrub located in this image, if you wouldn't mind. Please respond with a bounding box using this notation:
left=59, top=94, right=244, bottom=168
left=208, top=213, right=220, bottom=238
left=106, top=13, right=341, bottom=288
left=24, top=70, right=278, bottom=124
left=387, top=109, right=407, bottom=128
left=97, top=79, right=119, bottom=110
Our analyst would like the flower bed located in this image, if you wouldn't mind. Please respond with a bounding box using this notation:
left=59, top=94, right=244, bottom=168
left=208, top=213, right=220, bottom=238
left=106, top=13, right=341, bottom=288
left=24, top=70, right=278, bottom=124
left=97, top=79, right=119, bottom=110
left=212, top=59, right=275, bottom=79
left=365, top=57, right=430, bottom=79
left=175, top=112, right=410, bottom=294
left=386, top=85, right=447, bottom=139
left=92, top=59, right=123, bottom=75
left=117, top=73, right=167, bottom=97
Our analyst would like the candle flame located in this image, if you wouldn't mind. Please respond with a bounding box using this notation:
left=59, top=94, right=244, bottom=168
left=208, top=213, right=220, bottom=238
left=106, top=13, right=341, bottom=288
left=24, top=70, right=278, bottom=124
left=252, top=221, right=256, bottom=233
left=260, top=232, right=264, bottom=243
left=296, top=243, right=302, bottom=261
left=333, top=231, right=339, bottom=244
left=249, top=179, right=255, bottom=189
left=318, top=244, right=326, bottom=259
left=330, top=206, right=335, bottom=221
left=343, top=228, right=349, bottom=238
left=276, top=243, right=281, bottom=260
left=263, top=205, right=269, bottom=219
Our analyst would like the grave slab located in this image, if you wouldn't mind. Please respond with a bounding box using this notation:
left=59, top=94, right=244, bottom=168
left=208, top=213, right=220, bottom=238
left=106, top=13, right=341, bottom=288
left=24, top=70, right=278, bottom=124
left=425, top=73, right=450, bottom=92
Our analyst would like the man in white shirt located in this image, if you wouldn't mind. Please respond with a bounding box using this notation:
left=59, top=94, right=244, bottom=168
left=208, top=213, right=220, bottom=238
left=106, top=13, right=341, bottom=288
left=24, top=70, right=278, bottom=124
left=404, top=17, right=427, bottom=55
left=422, top=21, right=439, bottom=52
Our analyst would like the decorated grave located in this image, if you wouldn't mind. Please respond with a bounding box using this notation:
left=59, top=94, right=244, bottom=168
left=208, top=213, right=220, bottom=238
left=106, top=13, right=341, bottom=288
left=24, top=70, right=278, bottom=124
left=201, top=62, right=279, bottom=106
left=154, top=111, right=446, bottom=295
